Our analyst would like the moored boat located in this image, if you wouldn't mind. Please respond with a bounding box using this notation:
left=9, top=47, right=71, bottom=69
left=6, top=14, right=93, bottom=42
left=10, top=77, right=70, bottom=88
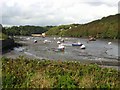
left=80, top=44, right=86, bottom=49
left=57, top=44, right=65, bottom=51
left=72, top=42, right=82, bottom=46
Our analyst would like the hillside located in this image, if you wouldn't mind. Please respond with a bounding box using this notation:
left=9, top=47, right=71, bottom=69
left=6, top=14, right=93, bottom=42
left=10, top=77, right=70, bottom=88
left=46, top=14, right=119, bottom=39
left=2, top=25, right=53, bottom=36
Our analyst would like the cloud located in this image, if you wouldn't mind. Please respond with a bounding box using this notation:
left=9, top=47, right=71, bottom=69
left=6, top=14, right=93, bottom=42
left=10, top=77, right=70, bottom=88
left=1, top=0, right=119, bottom=26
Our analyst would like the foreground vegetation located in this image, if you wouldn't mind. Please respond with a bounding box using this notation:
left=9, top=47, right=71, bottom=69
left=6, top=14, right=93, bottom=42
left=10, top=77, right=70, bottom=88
left=2, top=56, right=120, bottom=88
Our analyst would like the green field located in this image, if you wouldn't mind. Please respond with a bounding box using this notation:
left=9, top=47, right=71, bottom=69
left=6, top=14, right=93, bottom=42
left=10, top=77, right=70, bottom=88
left=2, top=56, right=119, bottom=88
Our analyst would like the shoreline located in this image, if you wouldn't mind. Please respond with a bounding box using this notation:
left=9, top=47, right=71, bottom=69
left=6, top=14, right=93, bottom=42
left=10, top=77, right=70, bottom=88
left=1, top=36, right=119, bottom=70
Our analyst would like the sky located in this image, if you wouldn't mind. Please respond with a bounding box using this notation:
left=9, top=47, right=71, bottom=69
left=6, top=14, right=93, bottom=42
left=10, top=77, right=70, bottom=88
left=1, top=0, right=120, bottom=26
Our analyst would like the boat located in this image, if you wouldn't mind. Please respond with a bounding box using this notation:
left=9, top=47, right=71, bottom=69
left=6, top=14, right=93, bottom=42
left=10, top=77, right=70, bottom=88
left=72, top=42, right=82, bottom=46
left=34, top=40, right=37, bottom=43
left=58, top=37, right=62, bottom=40
left=89, top=37, right=96, bottom=41
left=54, top=37, right=56, bottom=40
left=57, top=44, right=65, bottom=51
left=80, top=44, right=86, bottom=49
left=43, top=40, right=51, bottom=43
left=108, top=42, right=112, bottom=45
left=61, top=39, right=64, bottom=42
left=57, top=41, right=61, bottom=44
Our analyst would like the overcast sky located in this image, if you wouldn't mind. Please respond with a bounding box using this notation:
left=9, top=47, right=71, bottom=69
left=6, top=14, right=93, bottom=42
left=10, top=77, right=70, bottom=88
left=1, top=0, right=119, bottom=26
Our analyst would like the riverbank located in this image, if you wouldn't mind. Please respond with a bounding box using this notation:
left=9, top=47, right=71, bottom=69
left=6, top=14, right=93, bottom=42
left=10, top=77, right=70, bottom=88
left=2, top=36, right=119, bottom=69
left=2, top=56, right=119, bottom=88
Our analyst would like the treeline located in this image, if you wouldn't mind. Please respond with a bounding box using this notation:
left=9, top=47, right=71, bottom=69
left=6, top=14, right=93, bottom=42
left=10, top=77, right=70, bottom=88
left=46, top=14, right=119, bottom=39
left=1, top=14, right=119, bottom=39
left=2, top=25, right=53, bottom=36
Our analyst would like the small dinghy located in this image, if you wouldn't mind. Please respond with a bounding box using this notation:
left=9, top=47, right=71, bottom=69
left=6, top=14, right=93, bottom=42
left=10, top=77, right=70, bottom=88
left=57, top=44, right=65, bottom=51
left=108, top=42, right=112, bottom=45
left=61, top=39, right=64, bottom=42
left=58, top=37, right=62, bottom=40
left=80, top=44, right=86, bottom=49
left=57, top=41, right=61, bottom=44
left=54, top=37, right=56, bottom=40
left=34, top=40, right=37, bottom=43
left=72, top=42, right=82, bottom=46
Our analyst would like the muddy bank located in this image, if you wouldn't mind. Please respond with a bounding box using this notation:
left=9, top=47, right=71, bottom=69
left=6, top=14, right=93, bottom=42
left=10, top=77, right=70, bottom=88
left=2, top=36, right=119, bottom=70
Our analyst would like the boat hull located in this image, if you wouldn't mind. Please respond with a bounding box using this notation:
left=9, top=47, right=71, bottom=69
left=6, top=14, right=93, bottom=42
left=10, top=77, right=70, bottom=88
left=72, top=43, right=82, bottom=46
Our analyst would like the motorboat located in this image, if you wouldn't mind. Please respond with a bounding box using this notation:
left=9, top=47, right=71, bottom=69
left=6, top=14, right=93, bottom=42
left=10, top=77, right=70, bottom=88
left=72, top=42, right=82, bottom=46
left=80, top=44, right=86, bottom=49
left=54, top=37, right=56, bottom=40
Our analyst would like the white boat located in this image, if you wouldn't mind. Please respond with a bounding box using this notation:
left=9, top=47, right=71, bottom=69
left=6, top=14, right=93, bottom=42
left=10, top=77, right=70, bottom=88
left=80, top=44, right=86, bottom=49
left=34, top=40, right=37, bottom=43
left=57, top=41, right=61, bottom=44
left=54, top=37, right=56, bottom=40
left=43, top=40, right=51, bottom=43
left=57, top=44, right=65, bottom=51
left=61, top=39, right=64, bottom=42
left=108, top=42, right=112, bottom=45
left=58, top=37, right=61, bottom=40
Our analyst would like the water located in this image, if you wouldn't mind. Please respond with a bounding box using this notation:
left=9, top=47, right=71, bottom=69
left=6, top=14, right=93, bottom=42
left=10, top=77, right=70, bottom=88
left=2, top=36, right=119, bottom=67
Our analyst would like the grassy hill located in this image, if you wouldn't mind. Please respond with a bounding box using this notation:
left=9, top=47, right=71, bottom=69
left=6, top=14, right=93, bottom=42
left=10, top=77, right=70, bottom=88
left=46, top=14, right=119, bottom=39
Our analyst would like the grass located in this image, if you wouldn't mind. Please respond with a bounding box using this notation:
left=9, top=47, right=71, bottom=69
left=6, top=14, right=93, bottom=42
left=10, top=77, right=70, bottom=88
left=1, top=56, right=120, bottom=88
left=0, top=33, right=8, bottom=40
